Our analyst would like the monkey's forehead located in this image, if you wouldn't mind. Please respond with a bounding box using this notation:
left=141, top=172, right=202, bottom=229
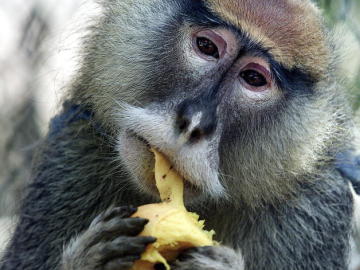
left=206, top=0, right=330, bottom=78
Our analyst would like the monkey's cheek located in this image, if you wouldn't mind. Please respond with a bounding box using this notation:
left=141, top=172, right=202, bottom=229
left=117, top=132, right=157, bottom=195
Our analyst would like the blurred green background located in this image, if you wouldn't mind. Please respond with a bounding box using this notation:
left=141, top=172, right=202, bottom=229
left=316, top=0, right=360, bottom=109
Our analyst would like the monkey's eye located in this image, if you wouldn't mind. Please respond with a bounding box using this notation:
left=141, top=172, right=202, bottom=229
left=240, top=70, right=267, bottom=87
left=239, top=63, right=271, bottom=91
left=196, top=37, right=219, bottom=59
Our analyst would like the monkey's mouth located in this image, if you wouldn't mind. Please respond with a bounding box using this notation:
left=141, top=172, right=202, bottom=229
left=128, top=131, right=200, bottom=196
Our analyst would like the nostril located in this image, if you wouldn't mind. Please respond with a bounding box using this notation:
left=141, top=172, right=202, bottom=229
left=190, top=128, right=203, bottom=142
left=177, top=117, right=190, bottom=132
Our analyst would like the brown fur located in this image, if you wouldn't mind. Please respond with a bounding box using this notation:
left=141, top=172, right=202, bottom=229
left=206, top=0, right=330, bottom=79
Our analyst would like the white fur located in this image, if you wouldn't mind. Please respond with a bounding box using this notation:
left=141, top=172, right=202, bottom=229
left=116, top=104, right=226, bottom=201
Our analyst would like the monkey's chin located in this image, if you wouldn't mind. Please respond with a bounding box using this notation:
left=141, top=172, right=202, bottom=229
left=118, top=131, right=202, bottom=202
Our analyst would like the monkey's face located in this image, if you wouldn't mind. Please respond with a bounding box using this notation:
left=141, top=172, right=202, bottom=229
left=84, top=1, right=345, bottom=207
left=117, top=24, right=283, bottom=202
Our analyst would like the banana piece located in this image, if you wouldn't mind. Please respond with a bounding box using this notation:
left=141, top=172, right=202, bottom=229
left=130, top=149, right=215, bottom=270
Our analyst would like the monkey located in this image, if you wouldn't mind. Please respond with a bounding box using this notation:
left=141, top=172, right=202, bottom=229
left=0, top=0, right=357, bottom=269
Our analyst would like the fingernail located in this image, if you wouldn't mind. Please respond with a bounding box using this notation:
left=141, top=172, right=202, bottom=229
left=146, top=236, right=157, bottom=242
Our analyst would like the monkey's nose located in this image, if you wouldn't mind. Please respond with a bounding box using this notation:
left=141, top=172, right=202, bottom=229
left=176, top=104, right=217, bottom=143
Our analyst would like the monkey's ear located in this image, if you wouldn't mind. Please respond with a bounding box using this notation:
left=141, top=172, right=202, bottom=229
left=336, top=151, right=360, bottom=194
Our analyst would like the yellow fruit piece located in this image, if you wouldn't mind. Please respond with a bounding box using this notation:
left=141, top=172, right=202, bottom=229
left=130, top=149, right=215, bottom=270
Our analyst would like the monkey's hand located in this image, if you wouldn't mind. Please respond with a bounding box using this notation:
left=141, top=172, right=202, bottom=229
left=60, top=206, right=156, bottom=270
left=171, top=246, right=244, bottom=270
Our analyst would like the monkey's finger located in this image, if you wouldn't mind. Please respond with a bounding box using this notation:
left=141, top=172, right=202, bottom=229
left=90, top=206, right=137, bottom=227
left=104, top=217, right=149, bottom=236
left=87, top=217, right=150, bottom=245
left=90, top=236, right=155, bottom=262
left=96, top=217, right=150, bottom=240
left=111, top=236, right=157, bottom=254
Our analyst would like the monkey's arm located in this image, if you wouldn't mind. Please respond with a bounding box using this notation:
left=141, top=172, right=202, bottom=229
left=0, top=104, right=153, bottom=270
